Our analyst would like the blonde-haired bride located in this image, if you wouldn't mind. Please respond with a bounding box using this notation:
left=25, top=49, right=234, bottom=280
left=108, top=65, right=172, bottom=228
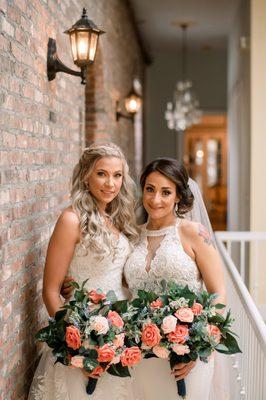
left=28, top=142, right=139, bottom=400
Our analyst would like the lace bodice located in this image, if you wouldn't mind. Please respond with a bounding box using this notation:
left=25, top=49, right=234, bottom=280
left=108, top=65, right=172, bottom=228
left=68, top=233, right=131, bottom=300
left=124, top=219, right=203, bottom=295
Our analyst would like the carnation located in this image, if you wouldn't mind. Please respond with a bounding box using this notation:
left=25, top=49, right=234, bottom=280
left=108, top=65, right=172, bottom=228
left=152, top=345, right=170, bottom=359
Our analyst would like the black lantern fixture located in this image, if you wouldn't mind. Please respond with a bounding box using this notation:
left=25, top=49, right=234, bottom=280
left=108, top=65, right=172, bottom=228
left=116, top=86, right=142, bottom=121
left=47, top=8, right=105, bottom=84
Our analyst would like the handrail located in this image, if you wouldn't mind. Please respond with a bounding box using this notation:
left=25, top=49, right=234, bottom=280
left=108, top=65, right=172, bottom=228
left=215, top=233, right=266, bottom=349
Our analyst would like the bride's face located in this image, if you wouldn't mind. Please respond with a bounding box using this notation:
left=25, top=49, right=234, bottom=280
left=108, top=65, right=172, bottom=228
left=143, top=171, right=179, bottom=221
left=86, top=156, right=123, bottom=211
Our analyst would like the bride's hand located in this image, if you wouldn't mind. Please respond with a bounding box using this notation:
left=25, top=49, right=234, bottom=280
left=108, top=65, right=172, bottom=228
left=60, top=276, right=75, bottom=299
left=172, top=361, right=196, bottom=381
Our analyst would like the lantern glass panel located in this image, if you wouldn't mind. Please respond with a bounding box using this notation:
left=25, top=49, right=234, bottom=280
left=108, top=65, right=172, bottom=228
left=70, top=32, right=78, bottom=62
left=76, top=31, right=89, bottom=61
left=125, top=95, right=141, bottom=114
left=89, top=32, right=98, bottom=62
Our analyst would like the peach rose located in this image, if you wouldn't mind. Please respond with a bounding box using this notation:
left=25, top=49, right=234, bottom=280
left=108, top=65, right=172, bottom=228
left=191, top=302, right=203, bottom=316
left=141, top=323, right=162, bottom=347
left=66, top=325, right=81, bottom=350
left=113, top=333, right=125, bottom=349
left=161, top=315, right=177, bottom=334
left=172, top=344, right=190, bottom=355
left=97, top=344, right=116, bottom=362
left=88, top=290, right=106, bottom=304
left=70, top=355, right=85, bottom=368
left=120, top=347, right=142, bottom=367
left=150, top=299, right=164, bottom=309
left=90, top=316, right=109, bottom=335
left=152, top=345, right=170, bottom=359
left=107, top=310, right=124, bottom=328
left=207, top=324, right=221, bottom=344
left=167, top=324, right=189, bottom=344
left=175, top=307, right=194, bottom=323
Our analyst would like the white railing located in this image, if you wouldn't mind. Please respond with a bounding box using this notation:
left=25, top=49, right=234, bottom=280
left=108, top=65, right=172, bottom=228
left=215, top=232, right=266, bottom=400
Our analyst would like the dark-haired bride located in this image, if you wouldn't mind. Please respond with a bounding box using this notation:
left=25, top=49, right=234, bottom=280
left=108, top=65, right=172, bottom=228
left=124, top=158, right=226, bottom=400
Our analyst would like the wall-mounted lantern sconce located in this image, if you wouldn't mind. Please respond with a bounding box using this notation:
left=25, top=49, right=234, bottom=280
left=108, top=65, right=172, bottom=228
left=47, top=8, right=105, bottom=84
left=116, top=86, right=142, bottom=121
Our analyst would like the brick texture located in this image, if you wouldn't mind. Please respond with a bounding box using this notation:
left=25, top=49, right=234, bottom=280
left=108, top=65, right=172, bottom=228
left=0, top=0, right=144, bottom=398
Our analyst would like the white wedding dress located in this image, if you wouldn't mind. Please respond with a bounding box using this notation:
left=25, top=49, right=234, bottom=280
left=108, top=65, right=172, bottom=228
left=124, top=219, right=215, bottom=400
left=28, top=233, right=138, bottom=400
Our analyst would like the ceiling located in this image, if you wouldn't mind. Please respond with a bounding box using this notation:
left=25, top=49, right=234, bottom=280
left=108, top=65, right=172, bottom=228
left=129, top=0, right=240, bottom=56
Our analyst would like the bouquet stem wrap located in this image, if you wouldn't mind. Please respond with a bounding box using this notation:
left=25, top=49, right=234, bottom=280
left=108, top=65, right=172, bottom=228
left=177, top=379, right=186, bottom=398
left=86, top=378, right=98, bottom=395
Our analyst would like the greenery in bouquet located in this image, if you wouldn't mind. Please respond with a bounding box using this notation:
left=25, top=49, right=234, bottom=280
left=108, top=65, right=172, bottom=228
left=122, top=280, right=241, bottom=397
left=36, top=279, right=141, bottom=394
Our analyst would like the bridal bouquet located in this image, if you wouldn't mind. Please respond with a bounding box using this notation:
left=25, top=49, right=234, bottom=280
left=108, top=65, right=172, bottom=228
left=36, top=280, right=141, bottom=395
left=123, top=281, right=241, bottom=398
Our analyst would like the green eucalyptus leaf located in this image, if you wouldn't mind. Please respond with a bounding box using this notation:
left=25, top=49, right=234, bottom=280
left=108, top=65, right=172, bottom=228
left=106, top=290, right=117, bottom=303
left=108, top=363, right=131, bottom=377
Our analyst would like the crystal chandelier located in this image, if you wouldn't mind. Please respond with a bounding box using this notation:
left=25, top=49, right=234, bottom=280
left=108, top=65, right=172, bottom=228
left=165, top=24, right=201, bottom=132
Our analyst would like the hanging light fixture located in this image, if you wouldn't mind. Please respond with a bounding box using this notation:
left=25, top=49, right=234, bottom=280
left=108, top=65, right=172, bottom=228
left=165, top=23, right=201, bottom=132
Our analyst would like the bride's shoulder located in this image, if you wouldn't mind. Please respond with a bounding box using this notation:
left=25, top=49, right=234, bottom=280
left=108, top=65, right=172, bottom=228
left=56, top=206, right=80, bottom=231
left=179, top=218, right=201, bottom=238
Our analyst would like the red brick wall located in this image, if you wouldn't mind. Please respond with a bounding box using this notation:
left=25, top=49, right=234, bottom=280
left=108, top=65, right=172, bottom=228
left=0, top=1, right=144, bottom=398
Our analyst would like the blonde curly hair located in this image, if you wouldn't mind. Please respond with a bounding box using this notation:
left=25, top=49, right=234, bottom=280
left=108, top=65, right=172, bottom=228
left=71, top=142, right=139, bottom=257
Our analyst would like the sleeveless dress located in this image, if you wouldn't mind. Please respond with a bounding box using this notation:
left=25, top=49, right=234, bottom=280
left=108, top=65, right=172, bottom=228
left=28, top=233, right=138, bottom=400
left=124, top=219, right=214, bottom=400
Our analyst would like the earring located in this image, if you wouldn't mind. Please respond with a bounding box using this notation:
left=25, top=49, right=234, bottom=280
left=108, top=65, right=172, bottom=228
left=174, top=202, right=179, bottom=215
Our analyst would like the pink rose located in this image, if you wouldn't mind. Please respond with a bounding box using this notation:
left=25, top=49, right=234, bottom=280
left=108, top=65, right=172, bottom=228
left=175, top=307, right=194, bottom=323
left=90, top=316, right=109, bottom=335
left=110, top=354, right=121, bottom=364
left=141, top=323, right=161, bottom=347
left=167, top=324, right=189, bottom=344
left=113, top=333, right=125, bottom=349
left=207, top=324, right=221, bottom=343
left=66, top=325, right=81, bottom=350
left=107, top=310, right=124, bottom=328
left=191, top=302, right=203, bottom=316
left=97, top=344, right=116, bottom=362
left=172, top=344, right=190, bottom=355
left=152, top=345, right=170, bottom=359
left=70, top=355, right=85, bottom=368
left=88, top=290, right=106, bottom=304
left=150, top=299, right=164, bottom=309
left=161, top=315, right=177, bottom=334
left=121, top=347, right=142, bottom=367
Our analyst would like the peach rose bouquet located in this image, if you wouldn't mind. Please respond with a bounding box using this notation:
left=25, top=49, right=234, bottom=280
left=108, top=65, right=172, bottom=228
left=35, top=279, right=140, bottom=395
left=123, top=280, right=241, bottom=399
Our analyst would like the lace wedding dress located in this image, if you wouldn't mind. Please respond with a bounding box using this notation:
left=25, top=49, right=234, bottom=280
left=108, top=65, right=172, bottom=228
left=124, top=219, right=214, bottom=400
left=28, top=233, right=138, bottom=400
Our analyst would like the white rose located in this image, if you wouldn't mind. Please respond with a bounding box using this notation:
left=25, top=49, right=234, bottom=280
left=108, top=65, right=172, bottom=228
left=90, top=316, right=109, bottom=335
left=161, top=315, right=177, bottom=334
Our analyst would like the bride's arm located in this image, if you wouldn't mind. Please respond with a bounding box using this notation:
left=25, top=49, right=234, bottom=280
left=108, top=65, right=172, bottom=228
left=42, top=207, right=80, bottom=317
left=179, top=220, right=226, bottom=307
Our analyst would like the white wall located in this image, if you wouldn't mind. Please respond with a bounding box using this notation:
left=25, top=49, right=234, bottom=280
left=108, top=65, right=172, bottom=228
left=227, top=0, right=250, bottom=231
left=145, top=48, right=227, bottom=163
left=250, top=0, right=266, bottom=306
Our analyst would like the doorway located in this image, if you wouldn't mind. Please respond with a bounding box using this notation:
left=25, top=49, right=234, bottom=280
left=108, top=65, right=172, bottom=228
left=184, top=115, right=227, bottom=231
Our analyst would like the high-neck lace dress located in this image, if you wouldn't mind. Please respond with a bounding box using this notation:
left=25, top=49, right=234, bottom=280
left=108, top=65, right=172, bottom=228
left=124, top=219, right=214, bottom=400
left=28, top=233, right=138, bottom=400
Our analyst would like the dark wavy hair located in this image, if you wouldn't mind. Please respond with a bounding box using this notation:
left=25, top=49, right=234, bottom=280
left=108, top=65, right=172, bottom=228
left=140, top=158, right=194, bottom=218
